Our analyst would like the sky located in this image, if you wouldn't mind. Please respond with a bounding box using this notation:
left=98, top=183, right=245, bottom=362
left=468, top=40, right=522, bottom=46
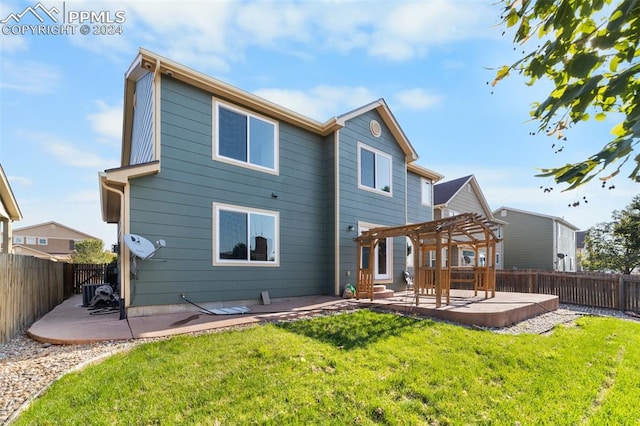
left=1, top=0, right=638, bottom=249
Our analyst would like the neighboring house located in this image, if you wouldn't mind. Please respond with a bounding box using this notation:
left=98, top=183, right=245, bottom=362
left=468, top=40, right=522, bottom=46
left=493, top=207, right=579, bottom=271
left=100, top=48, right=443, bottom=318
left=433, top=175, right=505, bottom=269
left=9, top=221, right=99, bottom=262
left=0, top=164, right=23, bottom=253
left=576, top=230, right=587, bottom=272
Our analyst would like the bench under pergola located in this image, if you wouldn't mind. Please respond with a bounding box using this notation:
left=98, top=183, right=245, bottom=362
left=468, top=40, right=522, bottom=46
left=355, top=213, right=501, bottom=308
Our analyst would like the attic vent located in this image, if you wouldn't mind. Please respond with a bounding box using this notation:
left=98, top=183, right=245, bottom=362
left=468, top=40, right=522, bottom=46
left=370, top=120, right=381, bottom=137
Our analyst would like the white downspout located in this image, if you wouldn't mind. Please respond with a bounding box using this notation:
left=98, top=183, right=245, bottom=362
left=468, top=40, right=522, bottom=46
left=334, top=129, right=340, bottom=296
left=100, top=175, right=129, bottom=309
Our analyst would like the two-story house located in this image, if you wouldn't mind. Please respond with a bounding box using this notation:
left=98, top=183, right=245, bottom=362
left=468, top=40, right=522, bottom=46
left=100, top=49, right=442, bottom=318
left=9, top=221, right=99, bottom=261
left=433, top=175, right=505, bottom=269
left=0, top=164, right=23, bottom=253
left=493, top=207, right=579, bottom=271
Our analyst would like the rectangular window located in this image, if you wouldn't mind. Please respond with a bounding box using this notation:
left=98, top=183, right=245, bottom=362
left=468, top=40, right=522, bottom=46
left=213, top=100, right=278, bottom=174
left=214, top=203, right=279, bottom=266
left=38, top=237, right=48, bottom=245
left=358, top=143, right=392, bottom=195
left=13, top=236, right=24, bottom=244
left=26, top=236, right=36, bottom=245
left=421, top=178, right=432, bottom=206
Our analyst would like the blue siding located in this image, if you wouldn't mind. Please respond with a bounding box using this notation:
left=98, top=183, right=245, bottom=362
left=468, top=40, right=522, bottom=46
left=128, top=76, right=328, bottom=307
left=130, top=72, right=154, bottom=165
left=407, top=171, right=432, bottom=223
left=338, top=111, right=408, bottom=291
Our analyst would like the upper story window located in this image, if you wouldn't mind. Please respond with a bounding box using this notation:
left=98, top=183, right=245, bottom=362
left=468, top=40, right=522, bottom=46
left=13, top=236, right=24, bottom=244
left=421, top=178, right=432, bottom=206
left=358, top=142, right=392, bottom=196
left=38, top=238, right=48, bottom=245
left=213, top=100, right=279, bottom=174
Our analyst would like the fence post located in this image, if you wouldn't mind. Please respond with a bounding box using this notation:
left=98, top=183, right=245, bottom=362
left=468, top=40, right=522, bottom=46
left=618, top=275, right=625, bottom=311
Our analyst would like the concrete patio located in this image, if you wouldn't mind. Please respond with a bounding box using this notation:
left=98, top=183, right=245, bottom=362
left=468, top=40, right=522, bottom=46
left=26, top=290, right=559, bottom=345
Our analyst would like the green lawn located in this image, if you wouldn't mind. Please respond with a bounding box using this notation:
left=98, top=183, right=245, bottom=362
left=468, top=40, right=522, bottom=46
left=14, top=310, right=640, bottom=425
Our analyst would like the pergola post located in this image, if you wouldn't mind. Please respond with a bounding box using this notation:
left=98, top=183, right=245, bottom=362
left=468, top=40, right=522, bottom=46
left=435, top=230, right=442, bottom=308
left=412, top=234, right=421, bottom=306
left=484, top=229, right=490, bottom=298
left=446, top=228, right=453, bottom=305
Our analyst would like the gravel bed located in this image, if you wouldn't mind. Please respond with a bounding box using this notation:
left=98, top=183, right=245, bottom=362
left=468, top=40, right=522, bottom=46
left=2, top=304, right=639, bottom=424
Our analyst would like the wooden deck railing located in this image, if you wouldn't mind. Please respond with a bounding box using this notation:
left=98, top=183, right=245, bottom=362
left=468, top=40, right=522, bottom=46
left=450, top=269, right=640, bottom=312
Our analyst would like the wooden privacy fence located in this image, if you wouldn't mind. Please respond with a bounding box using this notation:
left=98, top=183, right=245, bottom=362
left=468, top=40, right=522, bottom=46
left=450, top=269, right=640, bottom=312
left=0, top=254, right=66, bottom=344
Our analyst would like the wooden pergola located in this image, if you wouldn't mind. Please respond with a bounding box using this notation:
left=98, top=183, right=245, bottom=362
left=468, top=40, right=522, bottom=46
left=355, top=213, right=501, bottom=308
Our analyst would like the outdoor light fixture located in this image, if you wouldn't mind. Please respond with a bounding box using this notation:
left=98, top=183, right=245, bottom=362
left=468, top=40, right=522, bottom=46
left=347, top=225, right=355, bottom=232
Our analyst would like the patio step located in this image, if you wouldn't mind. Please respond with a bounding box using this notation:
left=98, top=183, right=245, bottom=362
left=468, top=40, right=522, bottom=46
left=358, top=285, right=395, bottom=300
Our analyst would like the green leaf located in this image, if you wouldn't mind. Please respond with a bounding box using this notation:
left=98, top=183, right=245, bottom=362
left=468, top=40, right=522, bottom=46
left=610, top=55, right=621, bottom=72
left=492, top=65, right=511, bottom=86
left=506, top=7, right=520, bottom=27
left=567, top=53, right=600, bottom=78
left=611, top=122, right=626, bottom=137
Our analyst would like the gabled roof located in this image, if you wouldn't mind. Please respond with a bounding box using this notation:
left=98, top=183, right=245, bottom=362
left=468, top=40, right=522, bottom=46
left=14, top=221, right=98, bottom=240
left=0, top=164, right=22, bottom=221
left=434, top=175, right=473, bottom=206
left=12, top=245, right=62, bottom=261
left=336, top=99, right=418, bottom=161
left=493, top=206, right=580, bottom=231
left=123, top=49, right=420, bottom=166
left=434, top=175, right=500, bottom=222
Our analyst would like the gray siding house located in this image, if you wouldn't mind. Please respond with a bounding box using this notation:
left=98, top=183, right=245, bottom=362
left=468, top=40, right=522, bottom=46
left=493, top=207, right=579, bottom=271
left=0, top=164, right=22, bottom=254
left=433, top=175, right=505, bottom=269
left=100, top=49, right=442, bottom=317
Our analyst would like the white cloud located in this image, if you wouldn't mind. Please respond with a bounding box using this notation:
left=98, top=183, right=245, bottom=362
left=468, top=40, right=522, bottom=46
left=254, top=85, right=377, bottom=121
left=87, top=100, right=123, bottom=144
left=0, top=35, right=28, bottom=53
left=395, top=89, right=443, bottom=110
left=64, top=1, right=497, bottom=68
left=370, top=0, right=495, bottom=60
left=7, top=175, right=32, bottom=186
left=45, top=142, right=115, bottom=170
left=0, top=59, right=61, bottom=94
left=17, top=130, right=117, bottom=170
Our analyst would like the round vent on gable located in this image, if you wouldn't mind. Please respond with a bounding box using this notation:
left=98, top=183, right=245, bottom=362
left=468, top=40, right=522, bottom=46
left=370, top=119, right=382, bottom=137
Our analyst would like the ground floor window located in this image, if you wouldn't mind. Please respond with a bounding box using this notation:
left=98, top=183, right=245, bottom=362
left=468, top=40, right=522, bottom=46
left=213, top=203, right=279, bottom=266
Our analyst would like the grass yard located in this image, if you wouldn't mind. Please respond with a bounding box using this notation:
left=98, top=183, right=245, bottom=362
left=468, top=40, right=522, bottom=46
left=14, top=310, right=640, bottom=425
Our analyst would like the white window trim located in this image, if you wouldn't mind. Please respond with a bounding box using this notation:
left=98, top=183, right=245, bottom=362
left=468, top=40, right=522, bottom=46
left=212, top=99, right=279, bottom=175
left=359, top=222, right=393, bottom=282
left=13, top=235, right=24, bottom=244
left=37, top=237, right=48, bottom=245
left=421, top=177, right=432, bottom=206
left=25, top=236, right=36, bottom=245
left=213, top=202, right=280, bottom=267
left=357, top=142, right=393, bottom=197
